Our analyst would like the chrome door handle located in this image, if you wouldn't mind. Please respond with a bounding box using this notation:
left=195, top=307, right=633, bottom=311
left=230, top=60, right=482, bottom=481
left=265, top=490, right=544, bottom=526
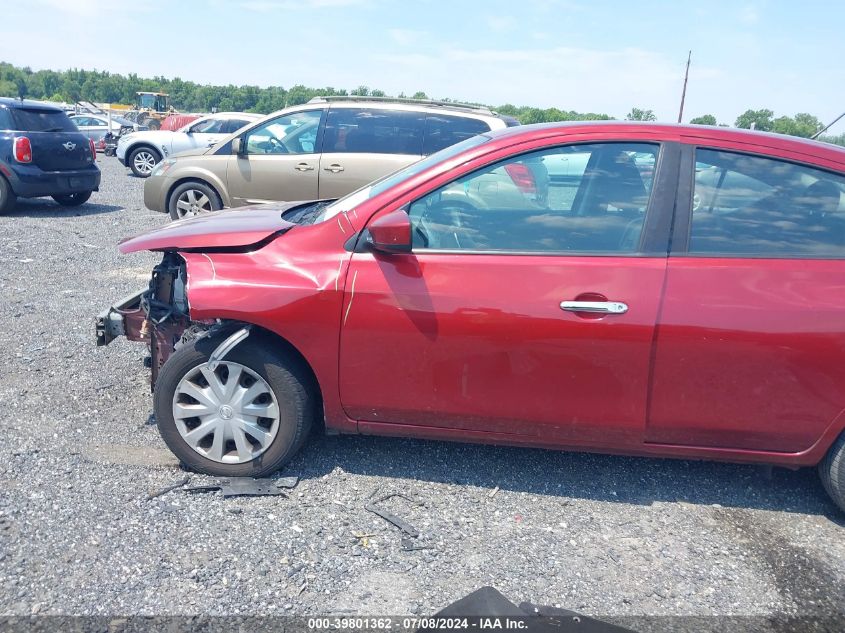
left=294, top=163, right=314, bottom=171
left=560, top=301, right=628, bottom=315
left=323, top=164, right=344, bottom=173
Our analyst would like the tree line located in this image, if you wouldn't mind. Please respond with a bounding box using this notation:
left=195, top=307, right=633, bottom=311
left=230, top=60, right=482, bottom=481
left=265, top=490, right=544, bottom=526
left=1, top=62, right=841, bottom=146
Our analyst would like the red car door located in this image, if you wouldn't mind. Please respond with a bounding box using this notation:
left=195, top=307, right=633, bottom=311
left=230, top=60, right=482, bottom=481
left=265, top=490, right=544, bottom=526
left=339, top=140, right=677, bottom=446
left=647, top=144, right=845, bottom=453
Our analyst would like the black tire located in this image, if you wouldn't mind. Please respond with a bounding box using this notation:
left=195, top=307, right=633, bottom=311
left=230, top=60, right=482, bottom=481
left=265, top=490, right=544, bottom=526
left=0, top=175, right=15, bottom=214
left=167, top=180, right=222, bottom=220
left=128, top=145, right=162, bottom=178
left=819, top=432, right=845, bottom=513
left=52, top=191, right=92, bottom=207
left=153, top=333, right=315, bottom=477
left=147, top=119, right=161, bottom=131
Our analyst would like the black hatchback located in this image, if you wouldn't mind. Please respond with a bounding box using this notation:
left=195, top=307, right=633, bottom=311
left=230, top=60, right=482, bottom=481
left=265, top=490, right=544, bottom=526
left=0, top=98, right=101, bottom=213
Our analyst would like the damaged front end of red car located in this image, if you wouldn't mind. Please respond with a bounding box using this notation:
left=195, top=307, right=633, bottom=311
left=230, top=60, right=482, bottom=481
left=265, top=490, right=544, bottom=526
left=95, top=204, right=305, bottom=389
left=96, top=251, right=193, bottom=389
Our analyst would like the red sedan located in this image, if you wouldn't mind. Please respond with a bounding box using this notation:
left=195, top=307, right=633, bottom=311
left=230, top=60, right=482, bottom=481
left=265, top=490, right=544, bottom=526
left=97, top=122, right=845, bottom=512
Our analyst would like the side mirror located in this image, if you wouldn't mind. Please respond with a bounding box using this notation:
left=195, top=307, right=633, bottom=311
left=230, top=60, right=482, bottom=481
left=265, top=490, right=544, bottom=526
left=367, top=210, right=412, bottom=254
left=231, top=137, right=243, bottom=155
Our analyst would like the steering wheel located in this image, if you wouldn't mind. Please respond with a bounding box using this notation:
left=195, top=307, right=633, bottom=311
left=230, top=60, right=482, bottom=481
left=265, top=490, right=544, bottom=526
left=416, top=200, right=479, bottom=249
left=267, top=136, right=289, bottom=154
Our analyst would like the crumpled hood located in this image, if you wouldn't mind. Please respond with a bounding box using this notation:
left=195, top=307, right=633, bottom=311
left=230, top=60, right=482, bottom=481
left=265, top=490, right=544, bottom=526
left=118, top=201, right=312, bottom=253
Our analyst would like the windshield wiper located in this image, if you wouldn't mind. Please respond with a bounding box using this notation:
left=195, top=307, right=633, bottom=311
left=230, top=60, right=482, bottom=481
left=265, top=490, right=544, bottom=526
left=281, top=201, right=330, bottom=225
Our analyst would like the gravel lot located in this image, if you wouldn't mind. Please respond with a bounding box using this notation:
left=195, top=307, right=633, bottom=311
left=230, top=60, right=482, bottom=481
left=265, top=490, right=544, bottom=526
left=0, top=157, right=843, bottom=631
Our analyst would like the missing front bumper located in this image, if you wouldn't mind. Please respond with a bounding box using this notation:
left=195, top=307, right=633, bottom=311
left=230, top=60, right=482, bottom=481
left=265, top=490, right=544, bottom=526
left=95, top=291, right=146, bottom=347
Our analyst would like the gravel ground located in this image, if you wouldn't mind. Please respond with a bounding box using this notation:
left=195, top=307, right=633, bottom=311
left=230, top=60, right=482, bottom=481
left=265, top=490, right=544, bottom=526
left=0, top=157, right=843, bottom=631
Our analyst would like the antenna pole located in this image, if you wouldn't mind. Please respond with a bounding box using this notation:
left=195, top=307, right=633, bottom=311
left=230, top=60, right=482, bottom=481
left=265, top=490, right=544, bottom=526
left=812, top=111, right=845, bottom=139
left=677, top=50, right=691, bottom=124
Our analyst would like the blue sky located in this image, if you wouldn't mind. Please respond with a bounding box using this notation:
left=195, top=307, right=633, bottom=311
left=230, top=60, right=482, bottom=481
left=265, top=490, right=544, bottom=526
left=2, top=0, right=843, bottom=129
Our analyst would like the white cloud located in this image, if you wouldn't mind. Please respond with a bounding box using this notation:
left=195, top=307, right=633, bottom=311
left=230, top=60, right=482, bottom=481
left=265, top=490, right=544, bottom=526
left=241, top=0, right=369, bottom=10
left=33, top=0, right=156, bottom=18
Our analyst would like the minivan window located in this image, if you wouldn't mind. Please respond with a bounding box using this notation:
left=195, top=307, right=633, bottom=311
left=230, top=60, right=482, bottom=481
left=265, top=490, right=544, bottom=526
left=313, top=134, right=492, bottom=223
left=423, top=115, right=491, bottom=154
left=322, top=108, right=424, bottom=155
left=12, top=108, right=76, bottom=132
left=244, top=110, right=323, bottom=155
left=690, top=149, right=845, bottom=257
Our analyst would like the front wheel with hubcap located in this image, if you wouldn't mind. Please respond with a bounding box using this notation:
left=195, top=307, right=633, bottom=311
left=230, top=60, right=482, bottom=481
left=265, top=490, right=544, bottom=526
left=167, top=181, right=222, bottom=220
left=129, top=146, right=161, bottom=177
left=52, top=191, right=92, bottom=207
left=153, top=333, right=315, bottom=477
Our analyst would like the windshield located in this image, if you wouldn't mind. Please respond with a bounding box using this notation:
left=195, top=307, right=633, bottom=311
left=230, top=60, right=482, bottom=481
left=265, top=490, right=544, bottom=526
left=313, top=134, right=492, bottom=223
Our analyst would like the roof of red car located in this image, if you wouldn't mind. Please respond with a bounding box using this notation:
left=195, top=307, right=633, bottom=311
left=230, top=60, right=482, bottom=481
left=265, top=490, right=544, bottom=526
left=488, top=121, right=845, bottom=165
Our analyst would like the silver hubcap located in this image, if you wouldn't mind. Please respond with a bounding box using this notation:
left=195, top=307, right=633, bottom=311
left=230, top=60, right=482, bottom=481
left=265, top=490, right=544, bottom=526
left=172, top=362, right=280, bottom=464
left=176, top=189, right=213, bottom=218
left=133, top=151, right=156, bottom=174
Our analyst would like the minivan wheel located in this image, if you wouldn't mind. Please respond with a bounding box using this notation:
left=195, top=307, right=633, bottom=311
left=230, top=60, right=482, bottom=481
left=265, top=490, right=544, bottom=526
left=129, top=146, right=161, bottom=177
left=52, top=191, right=92, bottom=207
left=153, top=333, right=315, bottom=477
left=0, top=176, right=15, bottom=214
left=168, top=181, right=222, bottom=220
left=819, top=431, right=845, bottom=512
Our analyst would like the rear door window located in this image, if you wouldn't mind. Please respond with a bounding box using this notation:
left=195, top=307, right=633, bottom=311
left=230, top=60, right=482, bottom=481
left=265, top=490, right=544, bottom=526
left=689, top=149, right=845, bottom=257
left=322, top=108, right=423, bottom=155
left=0, top=108, right=12, bottom=130
left=423, top=115, right=492, bottom=154
left=12, top=108, right=76, bottom=132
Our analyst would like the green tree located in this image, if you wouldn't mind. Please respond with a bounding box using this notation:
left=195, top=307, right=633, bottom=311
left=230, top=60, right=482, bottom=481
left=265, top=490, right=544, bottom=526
left=61, top=78, right=81, bottom=102
left=791, top=113, right=823, bottom=138
left=519, top=108, right=547, bottom=124
left=411, top=91, right=428, bottom=100
left=0, top=80, right=17, bottom=98
left=735, top=109, right=774, bottom=131
left=626, top=108, right=656, bottom=121
left=690, top=114, right=717, bottom=126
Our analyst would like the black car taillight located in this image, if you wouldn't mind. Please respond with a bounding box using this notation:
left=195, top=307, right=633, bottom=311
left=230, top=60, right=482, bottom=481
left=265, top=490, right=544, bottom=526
left=13, top=137, right=32, bottom=163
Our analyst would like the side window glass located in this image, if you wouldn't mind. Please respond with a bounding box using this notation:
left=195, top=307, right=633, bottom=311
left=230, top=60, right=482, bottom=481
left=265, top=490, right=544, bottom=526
left=244, top=110, right=323, bottom=155
left=408, top=142, right=659, bottom=252
left=224, top=119, right=250, bottom=134
left=423, top=115, right=491, bottom=154
left=0, top=108, right=12, bottom=130
left=190, top=118, right=225, bottom=134
left=322, top=108, right=423, bottom=155
left=690, top=149, right=845, bottom=256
